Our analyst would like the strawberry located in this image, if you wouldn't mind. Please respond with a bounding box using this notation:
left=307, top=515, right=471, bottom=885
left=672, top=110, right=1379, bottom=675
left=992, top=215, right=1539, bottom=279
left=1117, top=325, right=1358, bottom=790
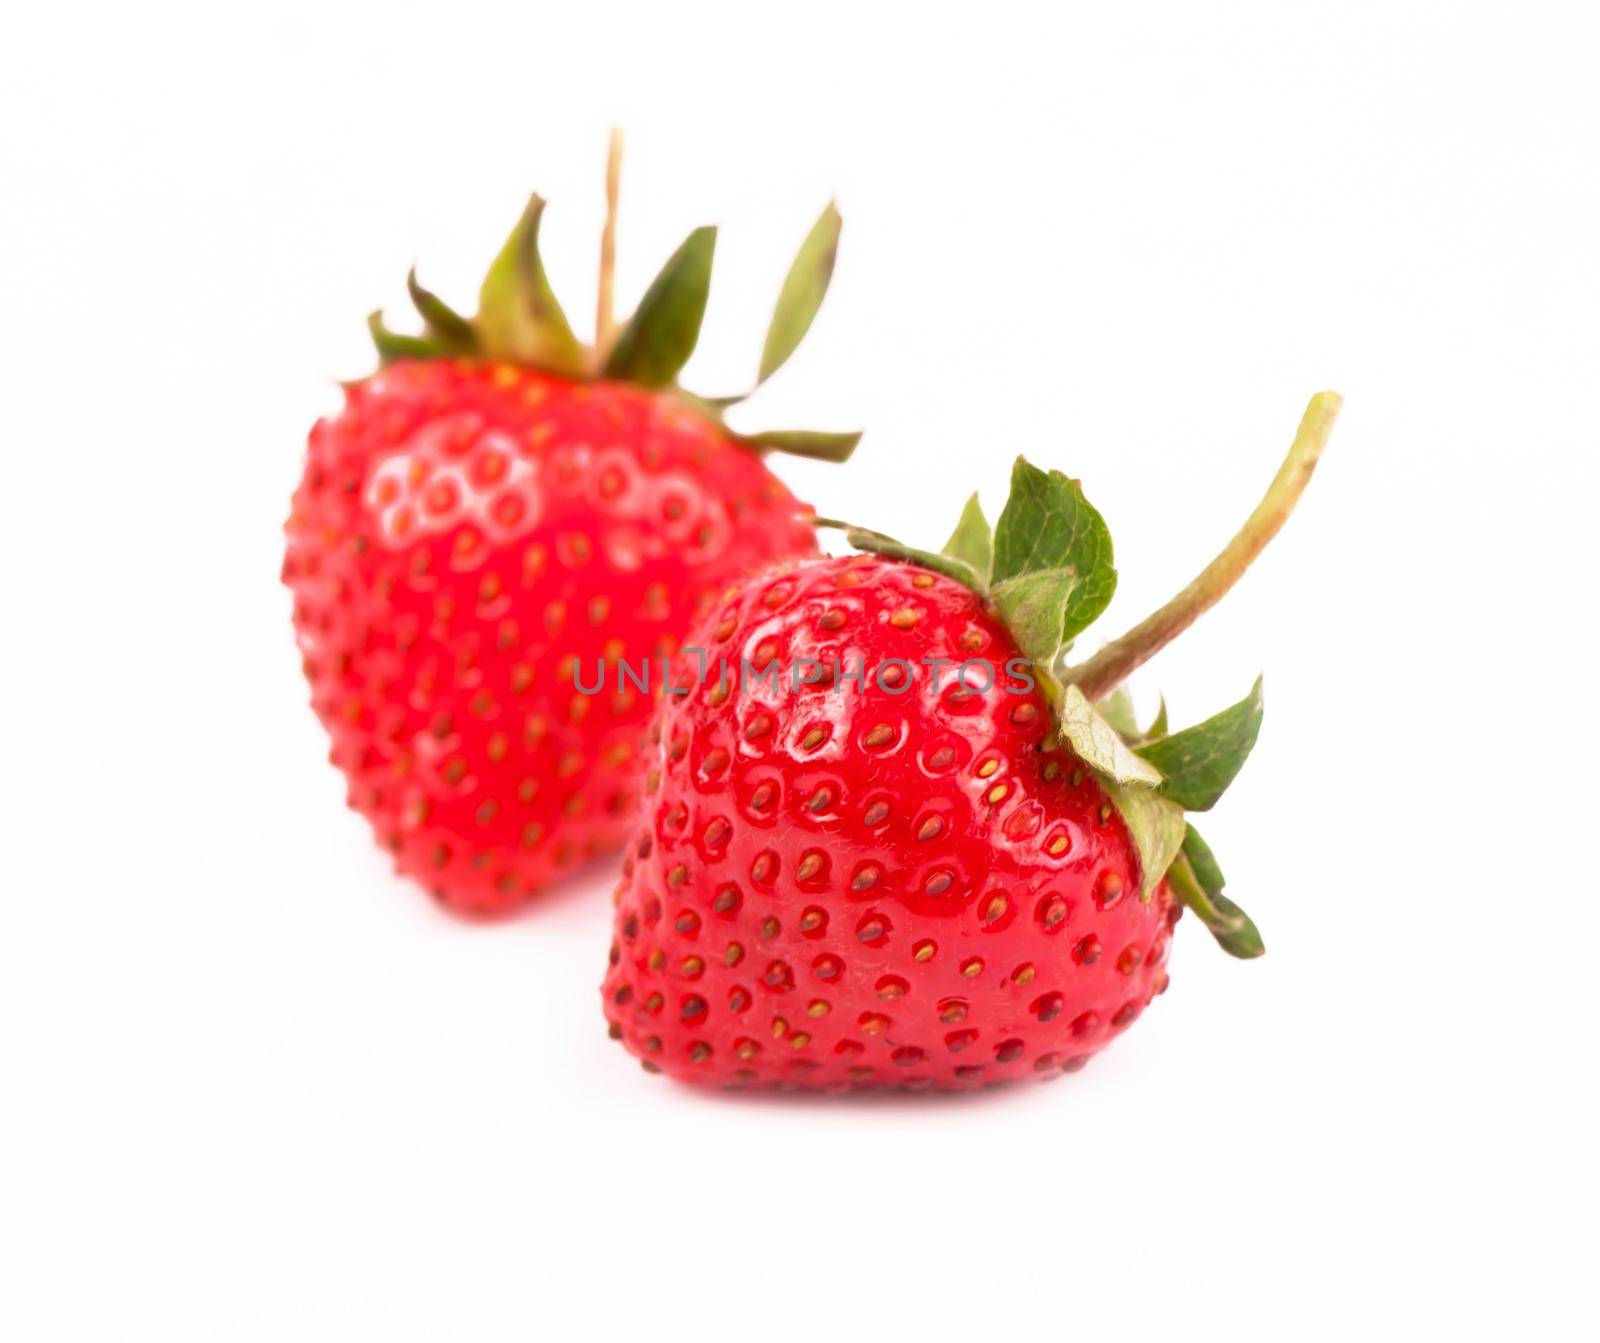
left=601, top=393, right=1341, bottom=1089
left=284, top=136, right=859, bottom=917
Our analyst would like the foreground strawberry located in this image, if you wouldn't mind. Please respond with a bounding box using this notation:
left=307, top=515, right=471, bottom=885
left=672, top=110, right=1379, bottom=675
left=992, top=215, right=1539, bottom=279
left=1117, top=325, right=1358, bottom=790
left=602, top=393, right=1340, bottom=1089
left=284, top=138, right=858, bottom=917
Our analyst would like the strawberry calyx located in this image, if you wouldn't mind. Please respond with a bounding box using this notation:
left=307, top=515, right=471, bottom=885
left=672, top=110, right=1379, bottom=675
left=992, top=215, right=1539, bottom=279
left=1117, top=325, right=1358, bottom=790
left=818, top=391, right=1342, bottom=958
left=366, top=135, right=859, bottom=465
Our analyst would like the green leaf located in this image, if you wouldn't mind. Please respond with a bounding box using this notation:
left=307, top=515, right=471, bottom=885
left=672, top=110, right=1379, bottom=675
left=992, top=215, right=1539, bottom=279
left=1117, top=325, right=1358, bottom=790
left=476, top=194, right=583, bottom=375
left=1206, top=891, right=1265, bottom=958
left=815, top=520, right=981, bottom=589
left=1136, top=676, right=1265, bottom=811
left=991, top=569, right=1079, bottom=671
left=1181, top=823, right=1225, bottom=893
left=1103, top=780, right=1187, bottom=900
left=758, top=201, right=841, bottom=384
left=367, top=311, right=447, bottom=365
left=604, top=225, right=717, bottom=388
left=1093, top=686, right=1172, bottom=744
left=1057, top=684, right=1163, bottom=787
left=1169, top=829, right=1264, bottom=958
left=991, top=457, right=1116, bottom=646
left=407, top=269, right=477, bottom=351
left=941, top=494, right=992, bottom=586
left=1095, top=685, right=1139, bottom=738
left=734, top=429, right=861, bottom=462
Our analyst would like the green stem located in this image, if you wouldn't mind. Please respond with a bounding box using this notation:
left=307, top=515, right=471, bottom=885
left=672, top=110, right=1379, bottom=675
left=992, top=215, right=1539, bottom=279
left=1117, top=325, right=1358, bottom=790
left=1064, top=392, right=1342, bottom=702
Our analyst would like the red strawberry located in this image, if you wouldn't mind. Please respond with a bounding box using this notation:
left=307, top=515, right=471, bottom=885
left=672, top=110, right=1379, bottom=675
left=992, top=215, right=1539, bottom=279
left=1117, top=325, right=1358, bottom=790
left=284, top=137, right=859, bottom=917
left=602, top=394, right=1341, bottom=1089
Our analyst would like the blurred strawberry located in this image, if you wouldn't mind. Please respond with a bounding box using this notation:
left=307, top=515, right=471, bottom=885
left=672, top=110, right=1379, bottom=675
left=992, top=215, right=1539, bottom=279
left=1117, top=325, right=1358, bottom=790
left=284, top=137, right=858, bottom=916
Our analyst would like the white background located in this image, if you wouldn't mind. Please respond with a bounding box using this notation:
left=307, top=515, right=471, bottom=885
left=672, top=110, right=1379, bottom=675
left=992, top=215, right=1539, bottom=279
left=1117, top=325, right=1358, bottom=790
left=3, top=3, right=1596, bottom=1339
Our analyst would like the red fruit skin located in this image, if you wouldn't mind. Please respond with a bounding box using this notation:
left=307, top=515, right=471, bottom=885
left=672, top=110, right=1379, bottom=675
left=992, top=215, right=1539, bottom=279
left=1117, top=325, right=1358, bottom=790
left=601, top=554, right=1179, bottom=1090
left=284, top=360, right=817, bottom=917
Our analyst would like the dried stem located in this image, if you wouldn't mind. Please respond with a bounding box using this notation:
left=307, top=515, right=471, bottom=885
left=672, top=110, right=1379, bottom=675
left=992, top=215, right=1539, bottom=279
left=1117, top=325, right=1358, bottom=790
left=592, top=127, right=624, bottom=369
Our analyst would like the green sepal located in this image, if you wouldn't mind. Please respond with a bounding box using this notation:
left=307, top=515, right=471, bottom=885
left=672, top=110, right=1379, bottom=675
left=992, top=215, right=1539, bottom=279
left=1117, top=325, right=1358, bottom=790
left=1136, top=676, right=1264, bottom=811
left=1095, top=685, right=1139, bottom=738
left=1102, top=778, right=1187, bottom=901
left=1206, top=891, right=1265, bottom=958
left=992, top=569, right=1080, bottom=679
left=1169, top=826, right=1264, bottom=958
left=1181, top=824, right=1226, bottom=893
left=1058, top=684, right=1163, bottom=787
left=368, top=311, right=449, bottom=365
left=360, top=184, right=859, bottom=474
left=814, top=520, right=981, bottom=588
left=1096, top=686, right=1169, bottom=743
left=476, top=194, right=584, bottom=375
left=759, top=201, right=841, bottom=385
left=604, top=226, right=717, bottom=388
left=733, top=429, right=861, bottom=462
left=942, top=494, right=992, bottom=586
left=408, top=269, right=477, bottom=351
left=992, top=458, right=1116, bottom=646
